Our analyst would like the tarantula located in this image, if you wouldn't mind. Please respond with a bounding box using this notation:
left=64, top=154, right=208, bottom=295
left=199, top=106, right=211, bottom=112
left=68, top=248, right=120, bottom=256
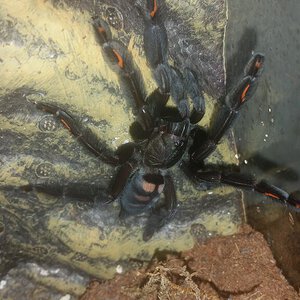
left=29, top=0, right=300, bottom=241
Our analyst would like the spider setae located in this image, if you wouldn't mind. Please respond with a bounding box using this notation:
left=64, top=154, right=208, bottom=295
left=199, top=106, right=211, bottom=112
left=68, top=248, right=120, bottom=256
left=28, top=0, right=300, bottom=241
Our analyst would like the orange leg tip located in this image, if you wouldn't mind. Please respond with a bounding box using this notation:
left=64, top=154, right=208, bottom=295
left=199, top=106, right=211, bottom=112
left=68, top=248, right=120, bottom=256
left=150, top=0, right=158, bottom=18
left=255, top=60, right=263, bottom=71
left=97, top=27, right=106, bottom=34
left=112, top=49, right=125, bottom=69
left=264, top=192, right=280, bottom=200
left=60, top=119, right=71, bottom=131
left=240, top=84, right=251, bottom=103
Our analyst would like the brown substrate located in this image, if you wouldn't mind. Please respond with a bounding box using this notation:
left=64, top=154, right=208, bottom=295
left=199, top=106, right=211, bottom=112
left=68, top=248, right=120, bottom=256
left=80, top=225, right=300, bottom=300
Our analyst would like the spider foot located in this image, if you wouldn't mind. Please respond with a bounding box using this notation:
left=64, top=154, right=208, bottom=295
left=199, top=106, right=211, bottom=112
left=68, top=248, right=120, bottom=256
left=226, top=53, right=265, bottom=110
left=244, top=53, right=265, bottom=78
left=255, top=181, right=300, bottom=211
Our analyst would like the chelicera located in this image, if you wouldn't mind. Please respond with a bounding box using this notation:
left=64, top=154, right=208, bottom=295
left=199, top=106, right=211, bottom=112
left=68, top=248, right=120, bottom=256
left=28, top=0, right=300, bottom=241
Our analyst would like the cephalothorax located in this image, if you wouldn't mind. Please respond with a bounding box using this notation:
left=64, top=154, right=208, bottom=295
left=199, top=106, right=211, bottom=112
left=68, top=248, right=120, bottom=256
left=28, top=0, right=300, bottom=241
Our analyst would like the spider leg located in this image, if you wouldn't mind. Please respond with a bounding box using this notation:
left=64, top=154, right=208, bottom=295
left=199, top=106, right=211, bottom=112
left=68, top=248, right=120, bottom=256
left=93, top=16, right=167, bottom=135
left=182, top=163, right=300, bottom=212
left=143, top=1, right=188, bottom=118
left=20, top=181, right=106, bottom=202
left=144, top=0, right=168, bottom=69
left=92, top=17, right=146, bottom=111
left=143, top=175, right=177, bottom=241
left=143, top=0, right=172, bottom=100
left=35, top=102, right=134, bottom=165
left=143, top=1, right=204, bottom=120
left=190, top=53, right=265, bottom=164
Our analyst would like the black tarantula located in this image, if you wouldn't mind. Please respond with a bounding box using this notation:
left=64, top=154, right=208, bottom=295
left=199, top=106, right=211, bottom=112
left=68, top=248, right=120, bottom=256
left=29, top=0, right=300, bottom=241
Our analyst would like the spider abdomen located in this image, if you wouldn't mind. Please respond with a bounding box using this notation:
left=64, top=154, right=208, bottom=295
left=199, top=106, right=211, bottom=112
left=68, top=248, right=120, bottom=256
left=119, top=171, right=164, bottom=216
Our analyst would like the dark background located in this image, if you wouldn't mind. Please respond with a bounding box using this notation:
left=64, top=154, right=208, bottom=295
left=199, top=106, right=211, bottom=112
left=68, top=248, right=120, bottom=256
left=226, top=0, right=300, bottom=186
left=226, top=0, right=300, bottom=289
